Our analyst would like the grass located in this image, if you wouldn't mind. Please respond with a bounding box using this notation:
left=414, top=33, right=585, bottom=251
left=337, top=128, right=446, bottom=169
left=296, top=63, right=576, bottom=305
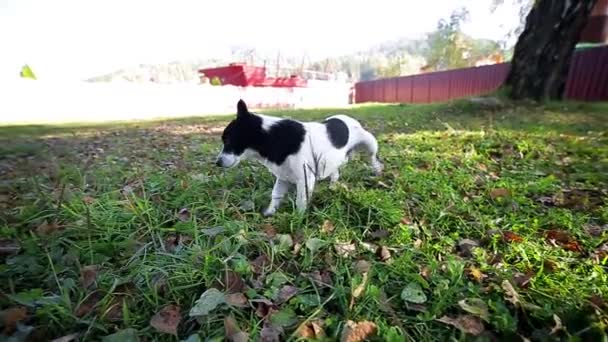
left=0, top=100, right=607, bottom=341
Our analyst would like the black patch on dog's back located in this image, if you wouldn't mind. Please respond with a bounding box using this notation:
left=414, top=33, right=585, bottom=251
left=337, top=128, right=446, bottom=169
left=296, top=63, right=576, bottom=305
left=263, top=119, right=306, bottom=164
left=323, top=118, right=349, bottom=149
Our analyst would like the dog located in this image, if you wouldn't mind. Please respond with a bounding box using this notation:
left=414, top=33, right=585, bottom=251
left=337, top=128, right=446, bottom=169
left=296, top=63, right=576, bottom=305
left=216, top=99, right=383, bottom=216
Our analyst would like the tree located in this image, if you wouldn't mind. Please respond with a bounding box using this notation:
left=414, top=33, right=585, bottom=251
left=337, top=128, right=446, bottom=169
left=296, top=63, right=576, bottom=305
left=20, top=64, right=37, bottom=80
left=502, top=0, right=598, bottom=101
left=424, top=7, right=472, bottom=71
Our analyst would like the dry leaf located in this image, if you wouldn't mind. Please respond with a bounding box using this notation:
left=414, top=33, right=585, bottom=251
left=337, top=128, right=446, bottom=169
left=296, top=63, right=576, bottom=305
left=0, top=239, right=21, bottom=255
left=260, top=323, right=283, bottom=342
left=490, top=188, right=510, bottom=199
left=545, top=230, right=583, bottom=253
left=501, top=280, right=520, bottom=305
left=352, top=273, right=369, bottom=299
left=225, top=315, right=249, bottom=342
left=550, top=314, right=563, bottom=335
left=82, top=195, right=95, bottom=205
left=468, top=266, right=486, bottom=283
left=150, top=304, right=181, bottom=336
left=340, top=320, right=377, bottom=342
left=413, top=239, right=423, bottom=249
left=353, top=260, right=372, bottom=274
left=400, top=216, right=413, bottom=225
left=513, top=272, right=534, bottom=288
left=251, top=254, right=269, bottom=274
left=36, top=220, right=61, bottom=235
left=457, top=239, right=479, bottom=257
left=296, top=320, right=326, bottom=339
left=225, top=270, right=246, bottom=293
left=376, top=246, right=391, bottom=262
left=502, top=231, right=523, bottom=243
left=178, top=208, right=190, bottom=222
left=225, top=293, right=248, bottom=307
left=458, top=298, right=490, bottom=322
left=80, top=265, right=99, bottom=288
left=0, top=306, right=27, bottom=334
left=436, top=315, right=484, bottom=336
left=335, top=242, right=357, bottom=257
left=321, top=220, right=334, bottom=234
left=276, top=285, right=298, bottom=304
left=75, top=291, right=103, bottom=317
left=262, top=224, right=277, bottom=238
left=420, top=266, right=431, bottom=280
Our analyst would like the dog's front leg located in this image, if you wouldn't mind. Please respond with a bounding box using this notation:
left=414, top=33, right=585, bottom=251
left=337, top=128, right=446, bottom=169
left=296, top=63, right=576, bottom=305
left=263, top=178, right=290, bottom=217
left=295, top=177, right=315, bottom=214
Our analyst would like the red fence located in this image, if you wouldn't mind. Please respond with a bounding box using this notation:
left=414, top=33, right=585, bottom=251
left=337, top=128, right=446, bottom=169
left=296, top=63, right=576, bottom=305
left=355, top=45, right=608, bottom=103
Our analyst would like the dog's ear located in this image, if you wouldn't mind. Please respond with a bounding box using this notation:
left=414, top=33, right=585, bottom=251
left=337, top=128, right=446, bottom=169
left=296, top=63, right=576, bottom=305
left=237, top=99, right=249, bottom=118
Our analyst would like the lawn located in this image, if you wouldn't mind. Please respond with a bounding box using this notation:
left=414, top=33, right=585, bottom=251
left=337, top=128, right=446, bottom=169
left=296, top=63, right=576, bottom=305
left=0, top=100, right=607, bottom=341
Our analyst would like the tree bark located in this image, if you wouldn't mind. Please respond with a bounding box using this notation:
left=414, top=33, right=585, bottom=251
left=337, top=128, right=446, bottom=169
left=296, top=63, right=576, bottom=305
left=505, top=0, right=598, bottom=101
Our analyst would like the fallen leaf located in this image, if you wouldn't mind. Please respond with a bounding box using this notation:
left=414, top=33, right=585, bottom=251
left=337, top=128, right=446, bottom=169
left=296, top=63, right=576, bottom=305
left=501, top=280, right=519, bottom=305
left=413, top=239, right=423, bottom=249
left=400, top=282, right=427, bottom=304
left=150, top=304, right=181, bottom=336
left=589, top=295, right=606, bottom=309
left=36, top=220, right=61, bottom=235
left=75, top=291, right=103, bottom=317
left=351, top=273, right=369, bottom=300
left=308, top=270, right=333, bottom=287
left=584, top=223, right=607, bottom=237
left=490, top=188, right=510, bottom=200
left=225, top=270, right=246, bottom=293
left=420, top=266, right=431, bottom=280
left=458, top=298, right=489, bottom=322
left=276, top=285, right=298, bottom=304
left=340, top=320, right=377, bottom=342
left=296, top=320, right=326, bottom=339
left=335, top=242, right=357, bottom=257
left=275, top=234, right=294, bottom=251
left=502, top=231, right=523, bottom=243
left=262, top=224, right=277, bottom=238
left=360, top=242, right=378, bottom=253
left=80, top=265, right=99, bottom=288
left=164, top=233, right=192, bottom=253
left=0, top=239, right=21, bottom=255
left=104, top=296, right=126, bottom=321
left=468, top=266, right=486, bottom=283
left=189, top=288, right=225, bottom=317
left=306, top=238, right=327, bottom=254
left=549, top=314, right=563, bottom=335
left=436, top=315, right=484, bottom=336
left=513, top=271, right=534, bottom=288
left=82, top=196, right=95, bottom=205
left=224, top=315, right=249, bottom=342
left=0, top=306, right=27, bottom=334
left=352, top=260, right=371, bottom=274
left=545, top=230, right=583, bottom=253
left=543, top=259, right=558, bottom=272
left=591, top=243, right=608, bottom=263
left=260, top=323, right=283, bottom=342
left=270, top=308, right=297, bottom=327
left=457, top=239, right=479, bottom=257
left=400, top=216, right=412, bottom=225
left=250, top=254, right=269, bottom=274
left=321, top=220, right=334, bottom=234
left=225, top=293, right=248, bottom=307
left=178, top=208, right=190, bottom=222
left=369, top=229, right=391, bottom=239
left=376, top=246, right=391, bottom=262
left=238, top=200, right=255, bottom=211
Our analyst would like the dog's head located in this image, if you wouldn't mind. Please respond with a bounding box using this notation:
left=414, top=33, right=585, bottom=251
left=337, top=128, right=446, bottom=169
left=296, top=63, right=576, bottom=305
left=216, top=99, right=261, bottom=168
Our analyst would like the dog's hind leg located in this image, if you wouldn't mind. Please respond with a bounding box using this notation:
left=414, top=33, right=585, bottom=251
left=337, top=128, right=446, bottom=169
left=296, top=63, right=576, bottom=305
left=360, top=129, right=384, bottom=175
left=296, top=174, right=316, bottom=214
left=263, top=178, right=290, bottom=217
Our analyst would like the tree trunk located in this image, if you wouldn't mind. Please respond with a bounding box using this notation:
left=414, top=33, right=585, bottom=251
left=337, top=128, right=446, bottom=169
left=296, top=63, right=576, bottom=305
left=505, top=0, right=598, bottom=101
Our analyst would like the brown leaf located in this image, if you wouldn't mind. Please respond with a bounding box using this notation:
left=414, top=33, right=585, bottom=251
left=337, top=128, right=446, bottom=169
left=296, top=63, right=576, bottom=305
left=589, top=294, right=606, bottom=309
left=75, top=291, right=103, bottom=317
left=436, top=315, right=484, bottom=336
left=296, top=320, right=326, bottom=339
left=457, top=239, right=479, bottom=257
left=225, top=293, right=248, bottom=307
left=584, top=223, right=607, bottom=237
left=351, top=273, right=369, bottom=300
left=150, top=304, right=181, bottom=336
left=340, top=320, right=377, bottom=342
left=501, top=280, right=520, bottom=305
left=260, top=323, right=283, bottom=342
left=252, top=298, right=277, bottom=319
left=251, top=254, right=269, bottom=274
left=490, top=188, right=510, bottom=200
left=543, top=259, right=558, bottom=272
left=178, top=208, right=190, bottom=222
left=400, top=216, right=412, bottom=225
left=353, top=260, right=372, bottom=274
left=376, top=246, right=391, bottom=262
left=369, top=229, right=391, bottom=239
left=262, top=224, right=277, bottom=238
left=308, top=270, right=333, bottom=287
left=164, top=233, right=192, bottom=253
left=413, top=239, right=423, bottom=249
left=82, top=195, right=95, bottom=205
left=335, top=242, right=357, bottom=257
left=224, top=315, right=249, bottom=342
left=513, top=271, right=534, bottom=288
left=0, top=306, right=27, bottom=334
left=104, top=296, right=126, bottom=321
left=80, top=265, right=99, bottom=288
left=468, top=266, right=486, bottom=283
left=225, top=270, right=246, bottom=293
left=545, top=229, right=583, bottom=252
left=0, top=239, right=21, bottom=255
left=420, top=266, right=431, bottom=280
left=502, top=231, right=523, bottom=243
left=36, top=220, right=61, bottom=235
left=591, top=243, right=608, bottom=263
left=276, top=285, right=298, bottom=304
left=321, top=220, right=335, bottom=234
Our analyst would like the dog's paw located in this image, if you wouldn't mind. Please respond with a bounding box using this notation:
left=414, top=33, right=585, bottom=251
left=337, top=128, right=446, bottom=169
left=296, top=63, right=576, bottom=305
left=262, top=207, right=276, bottom=217
left=372, top=163, right=384, bottom=176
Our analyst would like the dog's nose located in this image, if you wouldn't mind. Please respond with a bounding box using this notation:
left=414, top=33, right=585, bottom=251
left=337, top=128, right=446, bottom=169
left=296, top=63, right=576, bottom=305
left=215, top=159, right=222, bottom=167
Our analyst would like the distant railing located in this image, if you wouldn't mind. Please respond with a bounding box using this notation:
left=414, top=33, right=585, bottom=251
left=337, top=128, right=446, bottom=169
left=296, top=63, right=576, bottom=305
left=354, top=45, right=608, bottom=103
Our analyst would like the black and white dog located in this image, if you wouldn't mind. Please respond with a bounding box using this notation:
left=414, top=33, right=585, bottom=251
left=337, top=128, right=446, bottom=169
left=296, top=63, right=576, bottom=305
left=216, top=100, right=383, bottom=216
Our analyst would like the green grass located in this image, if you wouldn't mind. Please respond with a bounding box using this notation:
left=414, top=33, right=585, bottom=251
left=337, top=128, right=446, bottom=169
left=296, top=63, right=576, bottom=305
left=1, top=100, right=607, bottom=341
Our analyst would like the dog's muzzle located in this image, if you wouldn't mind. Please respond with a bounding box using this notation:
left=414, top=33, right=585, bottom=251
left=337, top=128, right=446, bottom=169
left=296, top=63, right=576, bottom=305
left=216, top=153, right=238, bottom=168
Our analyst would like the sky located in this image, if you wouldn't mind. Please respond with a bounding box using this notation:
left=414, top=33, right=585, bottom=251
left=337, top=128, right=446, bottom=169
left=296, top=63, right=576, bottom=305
left=0, top=0, right=521, bottom=81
